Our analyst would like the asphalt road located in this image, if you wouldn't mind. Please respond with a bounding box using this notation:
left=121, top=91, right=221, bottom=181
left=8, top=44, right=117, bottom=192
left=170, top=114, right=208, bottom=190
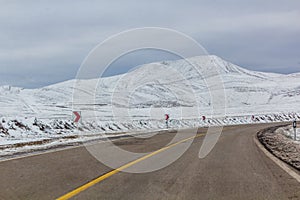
left=0, top=123, right=299, bottom=200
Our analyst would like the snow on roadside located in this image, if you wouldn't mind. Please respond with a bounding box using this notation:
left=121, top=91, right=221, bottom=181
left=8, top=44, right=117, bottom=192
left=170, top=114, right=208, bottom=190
left=276, top=126, right=300, bottom=143
left=0, top=112, right=299, bottom=158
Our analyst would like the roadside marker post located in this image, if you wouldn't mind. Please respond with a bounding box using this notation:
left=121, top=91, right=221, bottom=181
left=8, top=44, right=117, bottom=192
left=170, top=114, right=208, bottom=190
left=73, top=111, right=81, bottom=123
left=73, top=111, right=82, bottom=132
left=165, top=114, right=170, bottom=129
left=293, top=120, right=297, bottom=141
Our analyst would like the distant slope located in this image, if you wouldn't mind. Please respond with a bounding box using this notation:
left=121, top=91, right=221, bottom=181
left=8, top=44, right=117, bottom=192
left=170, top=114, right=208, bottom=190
left=0, top=55, right=300, bottom=120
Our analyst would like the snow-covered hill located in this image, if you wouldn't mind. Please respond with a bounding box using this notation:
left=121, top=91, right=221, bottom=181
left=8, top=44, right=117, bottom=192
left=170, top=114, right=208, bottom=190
left=0, top=55, right=300, bottom=152
left=1, top=55, right=299, bottom=118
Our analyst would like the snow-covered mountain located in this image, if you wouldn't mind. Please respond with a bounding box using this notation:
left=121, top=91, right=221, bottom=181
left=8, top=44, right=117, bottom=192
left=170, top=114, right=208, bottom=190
left=1, top=55, right=299, bottom=120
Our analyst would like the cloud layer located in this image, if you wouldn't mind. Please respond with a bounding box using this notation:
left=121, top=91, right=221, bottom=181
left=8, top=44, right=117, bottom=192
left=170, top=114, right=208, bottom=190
left=0, top=0, right=300, bottom=88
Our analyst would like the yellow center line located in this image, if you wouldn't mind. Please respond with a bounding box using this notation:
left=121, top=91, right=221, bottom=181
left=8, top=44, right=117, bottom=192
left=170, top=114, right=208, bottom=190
left=56, top=133, right=205, bottom=200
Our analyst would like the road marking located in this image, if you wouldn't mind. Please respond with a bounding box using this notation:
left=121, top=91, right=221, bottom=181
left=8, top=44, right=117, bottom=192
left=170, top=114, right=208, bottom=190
left=56, top=133, right=205, bottom=200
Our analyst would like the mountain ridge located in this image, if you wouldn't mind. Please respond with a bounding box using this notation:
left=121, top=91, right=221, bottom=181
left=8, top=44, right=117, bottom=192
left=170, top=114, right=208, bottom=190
left=0, top=55, right=299, bottom=120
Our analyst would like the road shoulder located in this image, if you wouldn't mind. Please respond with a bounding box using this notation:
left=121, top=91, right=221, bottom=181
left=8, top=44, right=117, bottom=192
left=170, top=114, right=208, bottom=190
left=253, top=130, right=300, bottom=183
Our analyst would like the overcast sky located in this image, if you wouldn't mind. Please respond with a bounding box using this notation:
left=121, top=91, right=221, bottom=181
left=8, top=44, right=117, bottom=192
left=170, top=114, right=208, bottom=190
left=1, top=0, right=300, bottom=88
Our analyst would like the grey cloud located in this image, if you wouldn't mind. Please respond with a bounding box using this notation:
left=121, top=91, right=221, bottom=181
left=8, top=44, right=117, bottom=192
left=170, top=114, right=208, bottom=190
left=0, top=0, right=300, bottom=88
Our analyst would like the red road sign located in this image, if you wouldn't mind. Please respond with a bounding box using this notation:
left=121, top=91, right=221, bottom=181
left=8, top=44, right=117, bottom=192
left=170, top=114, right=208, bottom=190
left=73, top=111, right=81, bottom=123
left=165, top=114, right=169, bottom=121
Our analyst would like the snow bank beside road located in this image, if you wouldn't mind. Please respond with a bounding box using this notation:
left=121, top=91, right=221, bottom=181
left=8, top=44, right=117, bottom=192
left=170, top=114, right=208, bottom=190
left=0, top=112, right=299, bottom=158
left=277, top=126, right=300, bottom=142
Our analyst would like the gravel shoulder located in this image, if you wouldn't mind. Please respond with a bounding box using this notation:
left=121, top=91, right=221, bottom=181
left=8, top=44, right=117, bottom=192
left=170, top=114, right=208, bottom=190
left=257, top=124, right=300, bottom=170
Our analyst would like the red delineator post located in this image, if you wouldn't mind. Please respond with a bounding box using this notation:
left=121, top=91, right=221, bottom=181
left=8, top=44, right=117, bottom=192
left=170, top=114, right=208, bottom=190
left=165, top=114, right=169, bottom=121
left=165, top=114, right=169, bottom=128
left=73, top=111, right=81, bottom=123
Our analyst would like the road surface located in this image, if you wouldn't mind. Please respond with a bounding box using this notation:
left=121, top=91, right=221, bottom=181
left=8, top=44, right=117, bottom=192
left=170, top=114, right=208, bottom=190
left=0, top=123, right=299, bottom=200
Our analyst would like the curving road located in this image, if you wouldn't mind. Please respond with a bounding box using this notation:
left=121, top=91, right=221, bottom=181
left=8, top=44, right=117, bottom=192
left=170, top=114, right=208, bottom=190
left=0, top=123, right=299, bottom=200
